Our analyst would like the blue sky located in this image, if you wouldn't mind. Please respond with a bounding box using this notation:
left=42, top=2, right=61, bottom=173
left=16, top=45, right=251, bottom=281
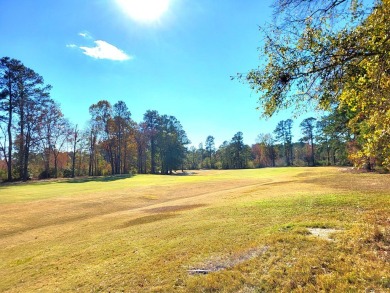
left=0, top=0, right=321, bottom=147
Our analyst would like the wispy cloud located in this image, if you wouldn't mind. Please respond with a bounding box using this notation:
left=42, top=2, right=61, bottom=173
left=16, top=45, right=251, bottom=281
left=79, top=40, right=132, bottom=61
left=67, top=32, right=133, bottom=61
left=78, top=32, right=91, bottom=39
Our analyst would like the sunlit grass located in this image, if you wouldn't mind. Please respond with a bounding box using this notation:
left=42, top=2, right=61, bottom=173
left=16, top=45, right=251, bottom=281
left=0, top=167, right=389, bottom=292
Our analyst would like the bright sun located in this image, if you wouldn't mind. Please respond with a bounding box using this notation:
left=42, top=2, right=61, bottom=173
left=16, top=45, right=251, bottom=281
left=116, top=0, right=170, bottom=22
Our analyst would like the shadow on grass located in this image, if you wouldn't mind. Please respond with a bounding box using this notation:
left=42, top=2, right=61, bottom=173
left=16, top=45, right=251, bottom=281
left=0, top=171, right=198, bottom=187
left=0, top=174, right=133, bottom=187
left=65, top=174, right=133, bottom=184
left=118, top=213, right=177, bottom=228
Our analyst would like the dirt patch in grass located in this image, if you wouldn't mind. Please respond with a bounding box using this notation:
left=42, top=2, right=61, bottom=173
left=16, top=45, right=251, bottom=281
left=307, top=228, right=341, bottom=241
left=188, top=246, right=269, bottom=275
left=144, top=204, right=206, bottom=213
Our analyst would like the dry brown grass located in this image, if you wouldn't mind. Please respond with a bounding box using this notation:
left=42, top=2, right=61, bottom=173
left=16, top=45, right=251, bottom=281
left=0, top=167, right=389, bottom=292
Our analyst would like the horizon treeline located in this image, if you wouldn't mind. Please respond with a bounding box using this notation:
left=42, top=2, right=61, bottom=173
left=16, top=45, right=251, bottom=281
left=0, top=56, right=387, bottom=182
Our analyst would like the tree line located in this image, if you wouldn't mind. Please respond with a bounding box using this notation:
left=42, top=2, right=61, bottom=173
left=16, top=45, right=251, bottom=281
left=0, top=56, right=349, bottom=183
left=185, top=115, right=349, bottom=170
left=0, top=57, right=192, bottom=181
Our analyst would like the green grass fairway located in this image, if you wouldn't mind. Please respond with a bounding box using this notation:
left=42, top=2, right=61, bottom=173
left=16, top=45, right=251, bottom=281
left=0, top=167, right=389, bottom=292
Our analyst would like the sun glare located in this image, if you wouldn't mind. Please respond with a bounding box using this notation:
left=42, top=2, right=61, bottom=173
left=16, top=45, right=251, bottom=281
left=116, top=0, right=170, bottom=22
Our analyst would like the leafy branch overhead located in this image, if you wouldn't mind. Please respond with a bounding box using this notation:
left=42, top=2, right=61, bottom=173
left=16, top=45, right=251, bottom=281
left=239, top=0, right=386, bottom=115
left=239, top=0, right=390, bottom=169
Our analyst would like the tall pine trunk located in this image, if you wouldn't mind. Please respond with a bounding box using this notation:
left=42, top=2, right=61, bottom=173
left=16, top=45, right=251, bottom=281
left=7, top=101, right=12, bottom=181
left=22, top=132, right=30, bottom=181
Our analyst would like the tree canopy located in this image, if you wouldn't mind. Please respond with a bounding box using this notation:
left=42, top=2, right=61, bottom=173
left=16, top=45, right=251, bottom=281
left=240, top=0, right=390, bottom=170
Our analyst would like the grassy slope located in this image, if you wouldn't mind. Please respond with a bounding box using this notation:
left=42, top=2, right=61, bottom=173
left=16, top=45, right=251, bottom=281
left=0, top=167, right=388, bottom=292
